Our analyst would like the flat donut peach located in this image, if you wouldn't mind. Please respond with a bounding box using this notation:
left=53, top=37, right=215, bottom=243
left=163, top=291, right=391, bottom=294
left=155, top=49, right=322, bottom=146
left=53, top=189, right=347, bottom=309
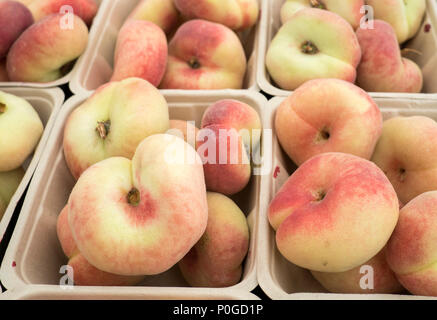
left=68, top=134, right=208, bottom=276
left=269, top=152, right=399, bottom=273
left=275, top=79, right=382, bottom=166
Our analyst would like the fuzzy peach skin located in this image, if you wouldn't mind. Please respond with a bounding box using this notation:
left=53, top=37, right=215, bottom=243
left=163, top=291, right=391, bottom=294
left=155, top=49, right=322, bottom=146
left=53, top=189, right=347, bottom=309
left=280, top=0, right=364, bottom=29
left=0, top=168, right=24, bottom=220
left=111, top=20, right=168, bottom=87
left=311, top=248, right=403, bottom=294
left=199, top=100, right=261, bottom=195
left=168, top=120, right=199, bottom=149
left=57, top=206, right=144, bottom=286
left=14, top=0, right=33, bottom=5
left=366, top=0, right=426, bottom=44
left=371, top=116, right=437, bottom=205
left=7, top=14, right=89, bottom=83
left=25, top=0, right=98, bottom=26
left=0, top=1, right=33, bottom=59
left=179, top=192, right=249, bottom=287
left=68, top=134, right=208, bottom=276
left=356, top=20, right=423, bottom=93
left=201, top=99, right=262, bottom=153
left=266, top=8, right=361, bottom=91
left=198, top=124, right=251, bottom=196
left=269, top=153, right=399, bottom=273
left=63, top=78, right=169, bottom=180
left=0, top=91, right=43, bottom=172
left=386, top=191, right=437, bottom=297
left=160, top=19, right=247, bottom=90
left=0, top=60, right=9, bottom=82
left=174, top=0, right=259, bottom=31
left=275, top=79, right=382, bottom=166
left=127, top=0, right=180, bottom=35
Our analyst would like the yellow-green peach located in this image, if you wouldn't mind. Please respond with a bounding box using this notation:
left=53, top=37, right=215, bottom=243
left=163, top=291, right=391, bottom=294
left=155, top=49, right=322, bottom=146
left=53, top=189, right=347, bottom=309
left=266, top=8, right=361, bottom=91
left=63, top=77, right=169, bottom=180
left=366, top=0, right=426, bottom=44
left=0, top=91, right=43, bottom=172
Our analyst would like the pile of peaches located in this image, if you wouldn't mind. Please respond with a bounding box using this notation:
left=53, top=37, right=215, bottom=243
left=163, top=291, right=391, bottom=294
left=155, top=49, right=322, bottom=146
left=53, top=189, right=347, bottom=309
left=0, top=0, right=263, bottom=289
left=0, top=0, right=260, bottom=87
left=264, top=0, right=437, bottom=298
left=58, top=77, right=262, bottom=287
left=0, top=0, right=98, bottom=83
left=270, top=77, right=437, bottom=297
left=0, top=91, right=43, bottom=220
left=108, top=0, right=260, bottom=90
left=267, top=0, right=426, bottom=93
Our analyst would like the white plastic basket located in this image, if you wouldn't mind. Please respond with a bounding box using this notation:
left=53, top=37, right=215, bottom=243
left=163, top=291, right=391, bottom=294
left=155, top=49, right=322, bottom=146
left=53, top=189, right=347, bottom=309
left=257, top=96, right=437, bottom=300
left=0, top=0, right=104, bottom=89
left=256, top=0, right=437, bottom=99
left=0, top=90, right=270, bottom=299
left=0, top=87, right=64, bottom=245
left=69, top=0, right=262, bottom=95
left=0, top=286, right=260, bottom=300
